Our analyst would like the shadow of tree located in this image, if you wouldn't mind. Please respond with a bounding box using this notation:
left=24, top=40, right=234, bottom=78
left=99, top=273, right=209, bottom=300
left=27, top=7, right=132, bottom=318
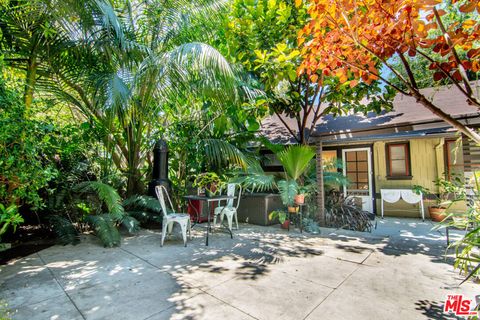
left=2, top=220, right=471, bottom=320
left=415, top=300, right=463, bottom=320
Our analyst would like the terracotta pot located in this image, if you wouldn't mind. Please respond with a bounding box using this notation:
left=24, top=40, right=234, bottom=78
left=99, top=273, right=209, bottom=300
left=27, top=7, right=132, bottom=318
left=429, top=207, right=447, bottom=222
left=288, top=206, right=299, bottom=213
left=294, top=194, right=305, bottom=205
left=281, top=220, right=290, bottom=229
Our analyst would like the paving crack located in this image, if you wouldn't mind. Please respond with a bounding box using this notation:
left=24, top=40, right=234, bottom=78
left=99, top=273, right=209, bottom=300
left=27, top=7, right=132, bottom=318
left=36, top=253, right=86, bottom=320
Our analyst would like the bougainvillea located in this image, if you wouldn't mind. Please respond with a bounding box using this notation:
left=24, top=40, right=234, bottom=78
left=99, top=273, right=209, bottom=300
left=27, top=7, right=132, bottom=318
left=298, top=0, right=480, bottom=142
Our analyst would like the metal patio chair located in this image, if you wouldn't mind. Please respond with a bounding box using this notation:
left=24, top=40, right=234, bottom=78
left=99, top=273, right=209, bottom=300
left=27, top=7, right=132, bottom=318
left=213, top=183, right=242, bottom=231
left=155, top=185, right=191, bottom=247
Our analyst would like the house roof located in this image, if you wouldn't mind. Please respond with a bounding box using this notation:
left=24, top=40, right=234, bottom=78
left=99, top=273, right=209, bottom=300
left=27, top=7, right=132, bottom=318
left=260, top=83, right=480, bottom=144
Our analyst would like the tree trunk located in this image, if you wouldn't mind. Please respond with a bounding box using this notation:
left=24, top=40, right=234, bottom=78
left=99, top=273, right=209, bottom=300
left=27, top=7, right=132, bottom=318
left=411, top=90, right=480, bottom=145
left=126, top=166, right=144, bottom=197
left=315, top=140, right=326, bottom=226
left=24, top=56, right=37, bottom=111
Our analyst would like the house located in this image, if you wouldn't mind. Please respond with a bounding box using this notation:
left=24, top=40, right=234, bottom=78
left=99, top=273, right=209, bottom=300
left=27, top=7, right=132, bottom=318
left=260, top=84, right=480, bottom=219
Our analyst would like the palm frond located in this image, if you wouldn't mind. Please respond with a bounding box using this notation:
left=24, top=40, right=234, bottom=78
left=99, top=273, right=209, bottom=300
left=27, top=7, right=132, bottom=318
left=202, top=138, right=248, bottom=169
left=120, top=215, right=140, bottom=234
left=47, top=216, right=80, bottom=245
left=86, top=214, right=121, bottom=247
left=230, top=160, right=276, bottom=192
left=123, top=195, right=161, bottom=212
left=74, top=181, right=124, bottom=219
left=277, top=145, right=316, bottom=180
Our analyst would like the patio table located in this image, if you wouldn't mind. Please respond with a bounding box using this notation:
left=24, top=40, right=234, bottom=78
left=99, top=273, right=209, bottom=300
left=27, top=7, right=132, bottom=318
left=184, top=195, right=236, bottom=246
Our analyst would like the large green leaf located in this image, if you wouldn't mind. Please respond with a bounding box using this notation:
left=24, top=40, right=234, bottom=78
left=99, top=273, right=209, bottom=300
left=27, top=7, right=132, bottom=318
left=276, top=145, right=316, bottom=180
left=202, top=139, right=248, bottom=169
left=277, top=179, right=298, bottom=206
left=74, top=181, right=124, bottom=220
left=86, top=214, right=121, bottom=247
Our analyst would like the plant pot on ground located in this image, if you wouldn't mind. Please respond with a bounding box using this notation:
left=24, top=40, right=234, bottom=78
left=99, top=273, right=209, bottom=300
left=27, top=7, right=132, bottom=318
left=413, top=175, right=467, bottom=222
left=428, top=206, right=447, bottom=222
left=281, top=219, right=290, bottom=229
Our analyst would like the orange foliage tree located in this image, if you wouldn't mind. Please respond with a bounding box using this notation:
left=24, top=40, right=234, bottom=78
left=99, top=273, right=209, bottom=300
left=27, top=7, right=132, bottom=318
left=298, top=0, right=480, bottom=143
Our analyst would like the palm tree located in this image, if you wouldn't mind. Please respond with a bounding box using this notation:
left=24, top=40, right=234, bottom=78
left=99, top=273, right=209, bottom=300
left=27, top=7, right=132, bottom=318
left=1, top=0, right=245, bottom=196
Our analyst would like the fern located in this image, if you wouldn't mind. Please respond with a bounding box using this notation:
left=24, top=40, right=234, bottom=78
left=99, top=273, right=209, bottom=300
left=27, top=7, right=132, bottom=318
left=123, top=195, right=162, bottom=224
left=74, top=181, right=140, bottom=246
left=120, top=215, right=140, bottom=233
left=47, top=216, right=80, bottom=245
left=86, top=214, right=121, bottom=247
left=74, top=181, right=124, bottom=219
left=123, top=195, right=161, bottom=213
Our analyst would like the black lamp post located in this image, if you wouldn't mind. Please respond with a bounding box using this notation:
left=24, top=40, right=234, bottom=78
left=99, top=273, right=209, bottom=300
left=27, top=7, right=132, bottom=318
left=148, top=139, right=171, bottom=196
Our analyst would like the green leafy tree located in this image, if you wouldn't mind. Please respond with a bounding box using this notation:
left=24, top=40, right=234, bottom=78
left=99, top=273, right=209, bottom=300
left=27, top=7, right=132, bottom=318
left=0, top=59, right=58, bottom=211
left=1, top=0, right=246, bottom=196
left=226, top=0, right=395, bottom=144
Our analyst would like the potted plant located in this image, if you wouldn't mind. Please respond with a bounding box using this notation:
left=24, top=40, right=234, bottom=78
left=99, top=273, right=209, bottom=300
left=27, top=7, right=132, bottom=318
left=277, top=145, right=316, bottom=205
left=193, top=172, right=221, bottom=197
left=268, top=179, right=299, bottom=228
left=295, top=184, right=316, bottom=205
left=413, top=174, right=466, bottom=222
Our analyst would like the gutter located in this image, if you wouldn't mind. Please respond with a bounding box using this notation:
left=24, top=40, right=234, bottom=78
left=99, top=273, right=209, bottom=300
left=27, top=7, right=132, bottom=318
left=319, top=128, right=455, bottom=145
left=312, top=112, right=480, bottom=141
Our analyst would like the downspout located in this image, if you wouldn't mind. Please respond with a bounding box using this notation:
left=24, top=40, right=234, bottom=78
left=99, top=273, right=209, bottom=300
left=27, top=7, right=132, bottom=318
left=435, top=138, right=445, bottom=193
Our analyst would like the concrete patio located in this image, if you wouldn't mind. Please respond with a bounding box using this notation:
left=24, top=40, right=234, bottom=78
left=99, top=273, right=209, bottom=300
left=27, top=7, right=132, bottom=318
left=1, top=218, right=477, bottom=320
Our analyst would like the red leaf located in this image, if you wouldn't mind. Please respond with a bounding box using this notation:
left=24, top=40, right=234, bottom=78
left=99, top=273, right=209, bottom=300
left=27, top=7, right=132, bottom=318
left=459, top=1, right=477, bottom=12
left=452, top=70, right=462, bottom=81
left=433, top=72, right=444, bottom=81
left=467, top=48, right=480, bottom=59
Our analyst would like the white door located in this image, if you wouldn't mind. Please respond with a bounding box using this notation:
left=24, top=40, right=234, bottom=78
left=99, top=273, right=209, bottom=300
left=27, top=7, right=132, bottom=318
left=342, top=148, right=373, bottom=213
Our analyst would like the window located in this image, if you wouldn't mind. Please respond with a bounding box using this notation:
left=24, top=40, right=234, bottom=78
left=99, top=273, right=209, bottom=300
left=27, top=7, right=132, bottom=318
left=445, top=139, right=464, bottom=180
left=322, top=150, right=338, bottom=172
left=345, top=150, right=369, bottom=192
left=386, top=142, right=411, bottom=178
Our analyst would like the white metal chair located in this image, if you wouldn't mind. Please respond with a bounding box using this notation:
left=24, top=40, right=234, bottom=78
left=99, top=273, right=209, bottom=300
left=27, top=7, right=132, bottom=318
left=213, top=183, right=242, bottom=231
left=155, top=185, right=191, bottom=247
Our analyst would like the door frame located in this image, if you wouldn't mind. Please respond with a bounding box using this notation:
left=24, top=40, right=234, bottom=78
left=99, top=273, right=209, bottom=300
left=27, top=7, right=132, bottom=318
left=341, top=147, right=374, bottom=212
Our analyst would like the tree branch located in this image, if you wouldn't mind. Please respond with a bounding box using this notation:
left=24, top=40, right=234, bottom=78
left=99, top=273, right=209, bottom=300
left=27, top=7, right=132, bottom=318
left=274, top=109, right=300, bottom=143
left=398, top=52, right=418, bottom=89
left=415, top=49, right=480, bottom=108
left=433, top=7, right=474, bottom=98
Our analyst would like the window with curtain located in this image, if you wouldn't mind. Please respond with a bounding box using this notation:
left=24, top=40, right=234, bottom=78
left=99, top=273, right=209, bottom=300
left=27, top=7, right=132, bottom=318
left=386, top=143, right=411, bottom=178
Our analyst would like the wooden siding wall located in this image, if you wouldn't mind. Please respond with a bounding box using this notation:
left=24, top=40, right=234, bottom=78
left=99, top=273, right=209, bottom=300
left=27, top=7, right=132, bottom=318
left=374, top=138, right=445, bottom=217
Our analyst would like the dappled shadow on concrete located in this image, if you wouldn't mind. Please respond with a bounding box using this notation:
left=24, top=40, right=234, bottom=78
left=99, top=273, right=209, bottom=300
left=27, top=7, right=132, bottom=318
left=415, top=300, right=463, bottom=320
left=320, top=217, right=459, bottom=265
left=2, top=218, right=473, bottom=320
